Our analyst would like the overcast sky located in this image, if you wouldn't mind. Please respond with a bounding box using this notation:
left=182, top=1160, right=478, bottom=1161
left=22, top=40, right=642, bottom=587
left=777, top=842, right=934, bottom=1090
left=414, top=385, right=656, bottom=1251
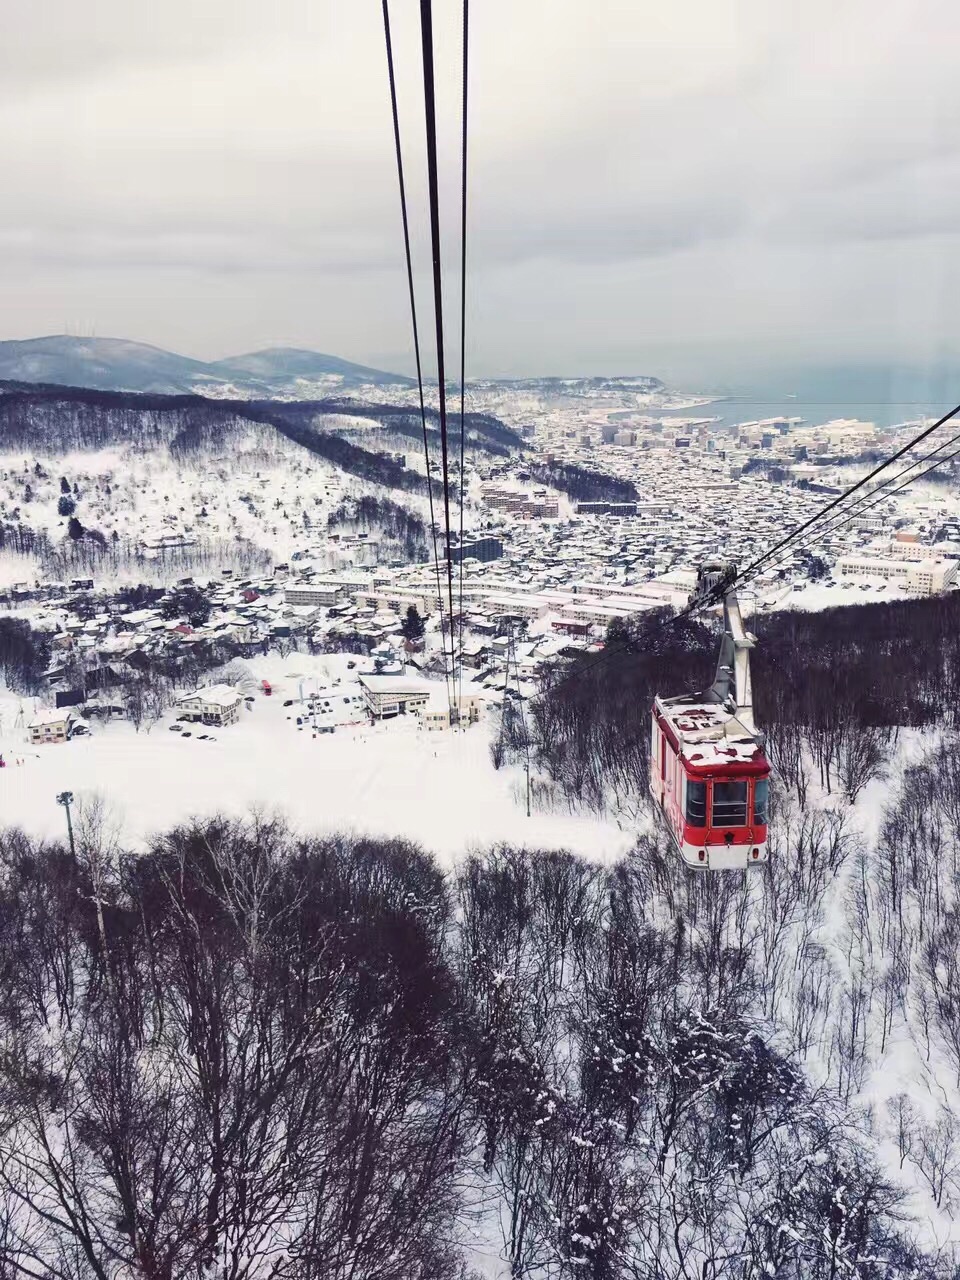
left=2, top=0, right=959, bottom=385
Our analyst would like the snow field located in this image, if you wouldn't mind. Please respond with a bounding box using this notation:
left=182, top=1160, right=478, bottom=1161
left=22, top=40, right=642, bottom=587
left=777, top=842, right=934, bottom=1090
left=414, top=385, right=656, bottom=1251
left=0, top=653, right=632, bottom=865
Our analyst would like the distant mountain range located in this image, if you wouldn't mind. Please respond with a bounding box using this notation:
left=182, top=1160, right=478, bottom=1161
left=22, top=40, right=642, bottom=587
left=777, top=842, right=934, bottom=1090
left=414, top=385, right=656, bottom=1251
left=0, top=336, right=415, bottom=396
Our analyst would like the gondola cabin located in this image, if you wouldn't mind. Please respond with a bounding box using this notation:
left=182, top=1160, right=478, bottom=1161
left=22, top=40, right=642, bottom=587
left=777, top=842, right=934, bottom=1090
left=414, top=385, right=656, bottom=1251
left=650, top=561, right=771, bottom=871
left=650, top=697, right=769, bottom=870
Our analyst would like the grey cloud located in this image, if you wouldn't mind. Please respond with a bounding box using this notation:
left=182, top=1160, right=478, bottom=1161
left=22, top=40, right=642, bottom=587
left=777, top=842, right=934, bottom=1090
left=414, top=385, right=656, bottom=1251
left=1, top=0, right=959, bottom=378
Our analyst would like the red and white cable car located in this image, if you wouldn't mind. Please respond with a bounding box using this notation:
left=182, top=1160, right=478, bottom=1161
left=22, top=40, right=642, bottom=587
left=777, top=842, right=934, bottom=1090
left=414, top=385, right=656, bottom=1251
left=650, top=563, right=770, bottom=870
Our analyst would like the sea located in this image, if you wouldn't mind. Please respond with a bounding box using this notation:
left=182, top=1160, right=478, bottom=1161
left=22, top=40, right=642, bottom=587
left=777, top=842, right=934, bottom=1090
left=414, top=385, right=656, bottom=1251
left=683, top=396, right=947, bottom=432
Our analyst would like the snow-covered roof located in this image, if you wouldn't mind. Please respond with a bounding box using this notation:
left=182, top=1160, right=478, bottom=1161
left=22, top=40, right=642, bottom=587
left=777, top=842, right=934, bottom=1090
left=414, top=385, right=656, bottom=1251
left=178, top=684, right=242, bottom=707
left=28, top=706, right=74, bottom=728
left=357, top=675, right=432, bottom=696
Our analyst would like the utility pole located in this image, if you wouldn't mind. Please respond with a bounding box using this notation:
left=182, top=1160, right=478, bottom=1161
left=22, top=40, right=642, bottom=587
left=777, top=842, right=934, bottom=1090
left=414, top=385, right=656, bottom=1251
left=56, top=790, right=76, bottom=857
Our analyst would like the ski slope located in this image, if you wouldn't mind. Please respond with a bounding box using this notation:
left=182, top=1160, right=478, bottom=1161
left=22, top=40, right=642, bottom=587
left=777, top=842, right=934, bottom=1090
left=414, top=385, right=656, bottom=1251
left=0, top=668, right=632, bottom=865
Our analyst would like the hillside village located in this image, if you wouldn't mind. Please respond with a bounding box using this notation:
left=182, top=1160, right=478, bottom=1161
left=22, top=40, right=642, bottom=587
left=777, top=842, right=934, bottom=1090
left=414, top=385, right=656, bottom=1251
left=2, top=377, right=960, bottom=751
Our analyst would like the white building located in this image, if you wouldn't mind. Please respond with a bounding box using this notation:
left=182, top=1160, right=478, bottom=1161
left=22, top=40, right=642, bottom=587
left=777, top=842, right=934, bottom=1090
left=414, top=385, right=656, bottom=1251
left=419, top=690, right=483, bottom=731
left=358, top=675, right=433, bottom=719
left=422, top=701, right=450, bottom=731
left=355, top=586, right=439, bottom=616
left=176, top=684, right=243, bottom=726
left=480, top=593, right=550, bottom=621
left=874, top=539, right=930, bottom=562
left=836, top=555, right=957, bottom=594
left=284, top=581, right=346, bottom=608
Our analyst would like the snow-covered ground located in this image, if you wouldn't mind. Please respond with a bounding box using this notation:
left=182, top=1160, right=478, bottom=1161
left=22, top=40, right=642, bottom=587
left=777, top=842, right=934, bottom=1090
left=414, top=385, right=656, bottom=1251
left=1, top=435, right=350, bottom=570
left=776, top=576, right=914, bottom=611
left=0, top=653, right=632, bottom=865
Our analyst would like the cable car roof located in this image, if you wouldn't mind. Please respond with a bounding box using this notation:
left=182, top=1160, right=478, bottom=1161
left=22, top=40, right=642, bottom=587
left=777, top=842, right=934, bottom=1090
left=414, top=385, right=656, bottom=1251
left=654, top=695, right=768, bottom=772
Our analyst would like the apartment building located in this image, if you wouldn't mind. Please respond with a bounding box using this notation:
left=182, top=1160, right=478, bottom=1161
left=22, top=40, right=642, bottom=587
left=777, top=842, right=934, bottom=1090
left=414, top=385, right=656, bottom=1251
left=836, top=556, right=957, bottom=593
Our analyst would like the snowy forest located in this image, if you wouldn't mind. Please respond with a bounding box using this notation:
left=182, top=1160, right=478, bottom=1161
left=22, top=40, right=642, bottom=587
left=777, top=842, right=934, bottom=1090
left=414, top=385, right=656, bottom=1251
left=0, top=384, right=524, bottom=486
left=524, top=461, right=640, bottom=505
left=517, top=594, right=960, bottom=814
left=326, top=494, right=428, bottom=561
left=0, top=809, right=952, bottom=1279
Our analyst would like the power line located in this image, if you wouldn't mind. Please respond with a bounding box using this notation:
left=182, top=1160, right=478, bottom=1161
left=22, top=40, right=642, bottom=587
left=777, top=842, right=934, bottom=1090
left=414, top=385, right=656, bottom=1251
left=734, top=417, right=960, bottom=589
left=381, top=0, right=451, bottom=706
left=419, top=0, right=458, bottom=698
left=735, top=401, right=960, bottom=583
left=535, top=400, right=960, bottom=703
left=456, top=0, right=470, bottom=724
left=745, top=431, right=960, bottom=586
left=499, top=627, right=532, bottom=815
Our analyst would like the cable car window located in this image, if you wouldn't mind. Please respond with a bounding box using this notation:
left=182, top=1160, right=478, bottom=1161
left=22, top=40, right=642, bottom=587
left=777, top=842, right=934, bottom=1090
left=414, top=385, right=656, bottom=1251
left=753, top=778, right=769, bottom=825
left=685, top=779, right=707, bottom=826
left=712, top=781, right=747, bottom=825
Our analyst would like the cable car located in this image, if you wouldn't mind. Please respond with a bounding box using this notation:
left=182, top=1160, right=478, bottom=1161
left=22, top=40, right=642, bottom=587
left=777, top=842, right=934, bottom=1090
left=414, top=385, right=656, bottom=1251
left=650, top=562, right=770, bottom=870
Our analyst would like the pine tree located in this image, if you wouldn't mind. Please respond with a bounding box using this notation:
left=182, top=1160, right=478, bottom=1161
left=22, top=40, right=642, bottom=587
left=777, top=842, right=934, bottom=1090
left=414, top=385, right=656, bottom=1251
left=401, top=605, right=426, bottom=643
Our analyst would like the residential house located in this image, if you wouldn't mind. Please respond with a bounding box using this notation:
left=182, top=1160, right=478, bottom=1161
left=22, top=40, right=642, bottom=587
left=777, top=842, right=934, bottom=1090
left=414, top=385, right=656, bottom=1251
left=422, top=701, right=450, bottom=731
left=28, top=707, right=76, bottom=745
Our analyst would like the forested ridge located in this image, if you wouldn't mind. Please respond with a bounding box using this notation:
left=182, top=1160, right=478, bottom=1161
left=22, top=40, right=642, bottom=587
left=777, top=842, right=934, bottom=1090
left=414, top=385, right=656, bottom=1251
left=525, top=460, right=640, bottom=504
left=0, top=382, right=523, bottom=490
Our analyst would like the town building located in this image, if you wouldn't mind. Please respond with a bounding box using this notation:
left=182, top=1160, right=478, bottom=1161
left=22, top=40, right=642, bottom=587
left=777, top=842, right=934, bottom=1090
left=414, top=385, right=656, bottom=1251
left=176, top=684, right=243, bottom=726
left=449, top=537, right=504, bottom=564
left=284, top=581, right=347, bottom=608
left=358, top=675, right=433, bottom=719
left=422, top=703, right=450, bottom=731
left=835, top=556, right=957, bottom=594
left=28, top=707, right=76, bottom=745
left=420, top=690, right=483, bottom=731
left=576, top=502, right=639, bottom=516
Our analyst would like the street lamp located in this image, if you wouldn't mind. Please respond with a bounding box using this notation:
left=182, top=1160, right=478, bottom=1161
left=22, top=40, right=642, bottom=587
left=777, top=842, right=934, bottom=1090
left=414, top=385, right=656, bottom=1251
left=56, top=791, right=76, bottom=858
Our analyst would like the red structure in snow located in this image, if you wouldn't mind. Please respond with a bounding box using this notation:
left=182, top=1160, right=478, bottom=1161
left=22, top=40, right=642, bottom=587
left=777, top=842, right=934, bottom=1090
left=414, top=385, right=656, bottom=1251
left=650, top=564, right=770, bottom=871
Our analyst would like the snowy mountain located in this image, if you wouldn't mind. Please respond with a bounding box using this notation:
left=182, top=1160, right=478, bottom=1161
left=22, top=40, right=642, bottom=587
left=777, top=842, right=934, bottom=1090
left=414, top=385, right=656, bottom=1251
left=0, top=336, right=414, bottom=396
left=216, top=346, right=417, bottom=391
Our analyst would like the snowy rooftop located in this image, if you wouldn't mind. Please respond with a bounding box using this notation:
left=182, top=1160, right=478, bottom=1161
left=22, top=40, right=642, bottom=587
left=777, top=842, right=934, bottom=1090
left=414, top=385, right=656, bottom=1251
left=357, top=675, right=433, bottom=695
left=28, top=706, right=74, bottom=728
left=178, top=684, right=242, bottom=708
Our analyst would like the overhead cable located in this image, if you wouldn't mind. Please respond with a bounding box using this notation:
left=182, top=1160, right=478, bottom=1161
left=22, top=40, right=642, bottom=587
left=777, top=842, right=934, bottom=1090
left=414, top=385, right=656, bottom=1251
left=456, top=0, right=470, bottom=719
left=381, top=0, right=451, bottom=704
left=419, top=0, right=458, bottom=696
left=735, top=400, right=960, bottom=583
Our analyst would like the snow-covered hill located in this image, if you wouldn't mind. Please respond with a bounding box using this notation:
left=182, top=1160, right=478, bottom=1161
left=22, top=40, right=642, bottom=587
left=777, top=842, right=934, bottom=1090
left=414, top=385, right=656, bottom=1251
left=0, top=335, right=414, bottom=395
